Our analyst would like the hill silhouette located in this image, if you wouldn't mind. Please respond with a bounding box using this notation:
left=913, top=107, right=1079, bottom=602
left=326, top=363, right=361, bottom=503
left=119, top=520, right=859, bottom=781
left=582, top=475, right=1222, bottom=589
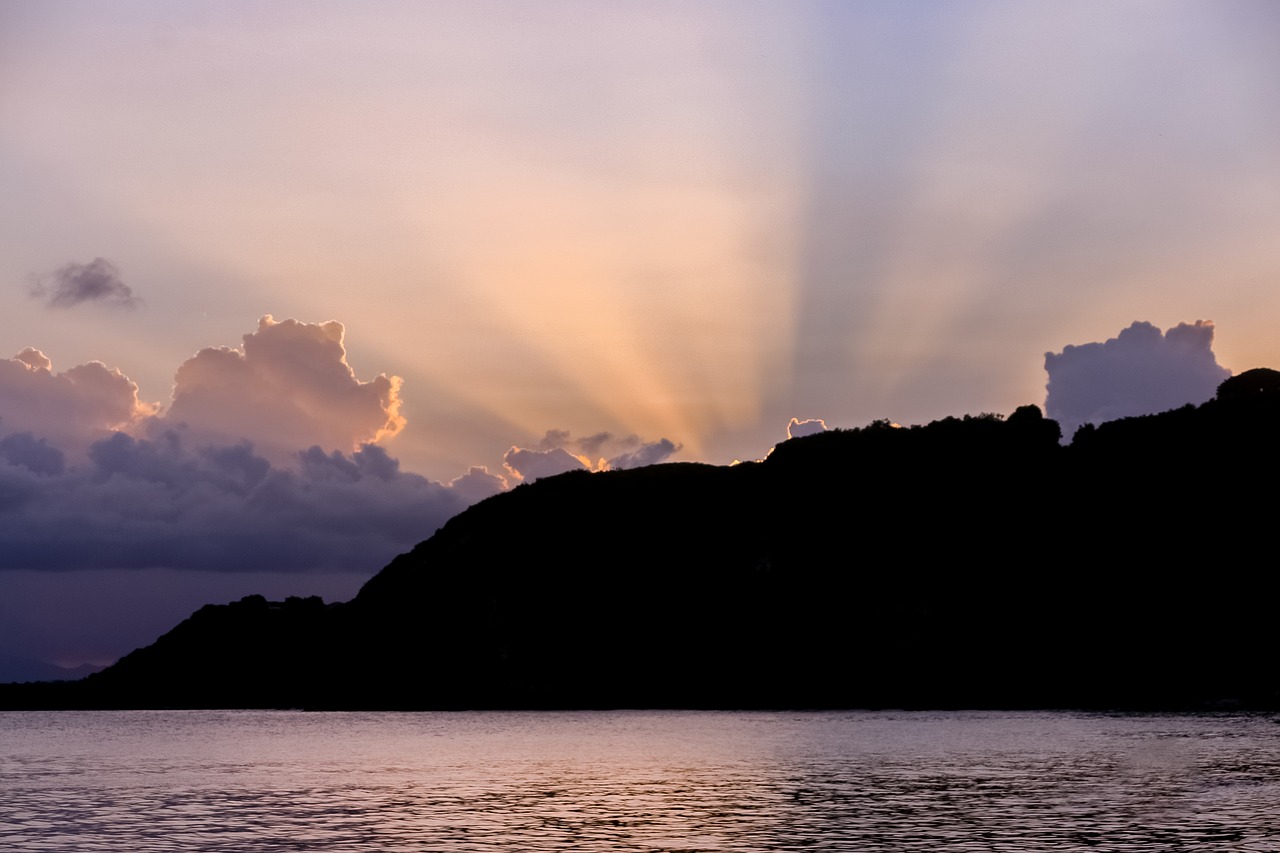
left=6, top=376, right=1280, bottom=710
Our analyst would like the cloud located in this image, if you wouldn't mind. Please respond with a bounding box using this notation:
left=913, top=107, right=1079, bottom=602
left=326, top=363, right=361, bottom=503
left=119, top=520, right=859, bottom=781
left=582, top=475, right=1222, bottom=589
left=448, top=466, right=508, bottom=504
left=0, top=315, right=513, bottom=668
left=1045, top=320, right=1231, bottom=439
left=0, top=430, right=483, bottom=572
left=606, top=437, right=679, bottom=470
left=0, top=316, right=506, bottom=576
left=575, top=432, right=616, bottom=456
left=787, top=417, right=828, bottom=439
left=30, top=258, right=141, bottom=310
left=0, top=315, right=404, bottom=465
left=503, top=445, right=590, bottom=482
left=0, top=433, right=65, bottom=476
left=535, top=428, right=617, bottom=459
left=0, top=348, right=159, bottom=453
left=165, top=315, right=405, bottom=461
left=537, top=429, right=573, bottom=451
left=507, top=429, right=682, bottom=480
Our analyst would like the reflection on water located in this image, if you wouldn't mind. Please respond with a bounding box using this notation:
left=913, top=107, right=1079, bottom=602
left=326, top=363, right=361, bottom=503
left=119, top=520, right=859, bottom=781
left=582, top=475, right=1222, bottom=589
left=2, top=710, right=1278, bottom=851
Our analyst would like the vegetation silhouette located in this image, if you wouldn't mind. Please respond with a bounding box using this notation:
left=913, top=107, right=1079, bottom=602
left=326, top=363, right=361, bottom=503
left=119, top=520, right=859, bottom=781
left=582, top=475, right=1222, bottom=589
left=5, top=374, right=1279, bottom=710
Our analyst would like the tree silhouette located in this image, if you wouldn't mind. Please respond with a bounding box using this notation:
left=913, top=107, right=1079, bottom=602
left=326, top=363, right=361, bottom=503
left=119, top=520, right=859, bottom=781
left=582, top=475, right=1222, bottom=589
left=1217, top=367, right=1280, bottom=400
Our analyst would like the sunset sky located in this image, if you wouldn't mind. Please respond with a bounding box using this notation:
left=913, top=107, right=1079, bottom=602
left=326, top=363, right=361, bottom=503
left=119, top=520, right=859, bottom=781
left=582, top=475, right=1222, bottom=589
left=2, top=0, right=1278, bottom=671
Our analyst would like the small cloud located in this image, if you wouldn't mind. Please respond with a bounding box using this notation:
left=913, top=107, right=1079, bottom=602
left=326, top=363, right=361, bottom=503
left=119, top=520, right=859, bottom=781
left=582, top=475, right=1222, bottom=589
left=606, top=438, right=679, bottom=470
left=503, top=445, right=589, bottom=482
left=575, top=431, right=617, bottom=456
left=1045, top=320, right=1231, bottom=439
left=536, top=429, right=572, bottom=451
left=448, top=466, right=507, bottom=503
left=31, top=258, right=141, bottom=310
left=14, top=348, right=51, bottom=371
left=787, top=417, right=828, bottom=439
left=535, top=428, right=618, bottom=457
left=510, top=428, right=682, bottom=479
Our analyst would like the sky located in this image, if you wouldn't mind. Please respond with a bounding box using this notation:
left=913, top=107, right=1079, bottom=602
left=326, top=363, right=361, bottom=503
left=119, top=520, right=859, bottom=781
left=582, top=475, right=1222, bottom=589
left=2, top=0, right=1278, bottom=672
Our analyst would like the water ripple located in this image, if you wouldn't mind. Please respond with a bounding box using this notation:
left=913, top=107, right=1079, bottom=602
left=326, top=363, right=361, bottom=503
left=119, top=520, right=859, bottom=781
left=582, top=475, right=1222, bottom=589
left=2, top=710, right=1278, bottom=851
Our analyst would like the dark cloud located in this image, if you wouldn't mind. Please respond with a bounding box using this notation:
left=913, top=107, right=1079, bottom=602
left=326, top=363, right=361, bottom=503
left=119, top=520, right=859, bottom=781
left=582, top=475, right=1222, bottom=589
left=787, top=417, right=828, bottom=439
left=537, top=429, right=572, bottom=451
left=575, top=431, right=616, bottom=456
left=31, top=258, right=141, bottom=310
left=1045, top=320, right=1231, bottom=440
left=0, top=432, right=65, bottom=476
left=0, top=430, right=486, bottom=573
left=606, top=438, right=679, bottom=470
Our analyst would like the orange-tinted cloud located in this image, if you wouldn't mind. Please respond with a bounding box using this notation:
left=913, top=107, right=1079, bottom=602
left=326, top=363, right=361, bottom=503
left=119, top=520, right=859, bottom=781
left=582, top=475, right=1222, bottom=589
left=504, top=428, right=681, bottom=481
left=786, top=417, right=827, bottom=439
left=0, top=347, right=158, bottom=453
left=503, top=445, right=589, bottom=483
left=0, top=317, right=502, bottom=580
left=166, top=315, right=405, bottom=461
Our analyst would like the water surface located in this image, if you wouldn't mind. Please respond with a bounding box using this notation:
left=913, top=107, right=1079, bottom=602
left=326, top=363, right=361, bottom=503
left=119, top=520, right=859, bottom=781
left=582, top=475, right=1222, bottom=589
left=2, top=710, right=1277, bottom=851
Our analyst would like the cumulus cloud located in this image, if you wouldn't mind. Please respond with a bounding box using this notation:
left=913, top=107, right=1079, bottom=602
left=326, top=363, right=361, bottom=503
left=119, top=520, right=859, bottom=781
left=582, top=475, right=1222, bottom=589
left=1045, top=320, right=1231, bottom=439
left=0, top=316, right=405, bottom=465
left=165, top=315, right=405, bottom=461
left=0, top=430, right=483, bottom=572
left=0, top=316, right=520, bottom=669
left=0, top=316, right=509, bottom=577
left=0, top=348, right=158, bottom=453
left=30, top=258, right=141, bottom=310
left=787, top=417, right=828, bottom=439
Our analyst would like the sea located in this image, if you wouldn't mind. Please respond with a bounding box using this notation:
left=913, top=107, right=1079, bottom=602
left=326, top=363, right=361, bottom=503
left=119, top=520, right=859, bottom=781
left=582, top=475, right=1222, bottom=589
left=2, top=709, right=1277, bottom=851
